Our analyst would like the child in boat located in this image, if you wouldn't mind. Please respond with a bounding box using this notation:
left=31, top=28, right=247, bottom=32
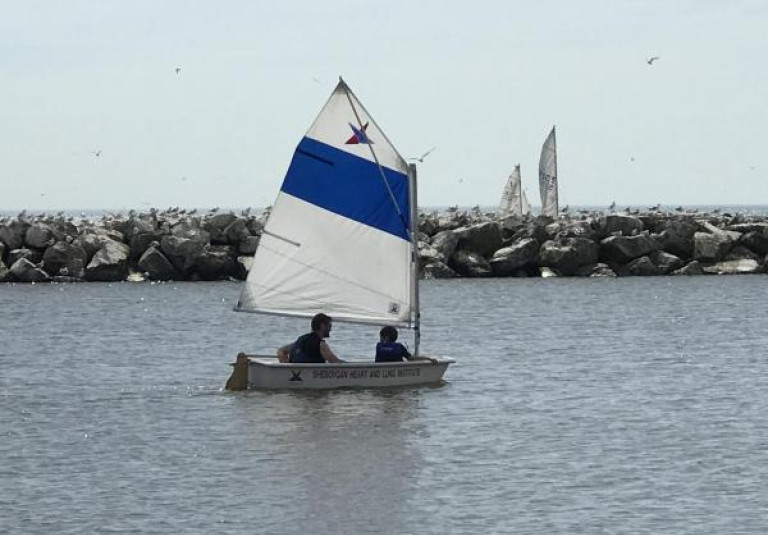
left=375, top=326, right=412, bottom=362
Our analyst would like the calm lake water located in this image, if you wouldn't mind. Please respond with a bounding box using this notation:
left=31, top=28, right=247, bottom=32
left=2, top=277, right=767, bottom=534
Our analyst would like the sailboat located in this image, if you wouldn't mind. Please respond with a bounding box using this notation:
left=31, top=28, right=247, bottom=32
left=226, top=79, right=454, bottom=390
left=498, top=164, right=523, bottom=217
left=539, top=126, right=558, bottom=217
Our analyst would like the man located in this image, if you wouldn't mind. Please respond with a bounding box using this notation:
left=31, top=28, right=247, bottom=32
left=277, top=313, right=343, bottom=364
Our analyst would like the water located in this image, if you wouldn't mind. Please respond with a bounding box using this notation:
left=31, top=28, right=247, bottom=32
left=2, top=277, right=767, bottom=534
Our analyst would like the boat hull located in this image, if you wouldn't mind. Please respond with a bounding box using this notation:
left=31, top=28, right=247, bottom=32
left=236, top=355, right=454, bottom=390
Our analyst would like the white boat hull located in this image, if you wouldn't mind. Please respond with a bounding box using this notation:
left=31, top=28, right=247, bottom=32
left=235, top=355, right=454, bottom=390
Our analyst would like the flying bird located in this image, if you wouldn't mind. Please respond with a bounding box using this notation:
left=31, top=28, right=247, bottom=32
left=646, top=56, right=660, bottom=65
left=408, top=147, right=437, bottom=163
left=312, top=77, right=321, bottom=84
left=175, top=67, right=182, bottom=74
left=92, top=150, right=102, bottom=157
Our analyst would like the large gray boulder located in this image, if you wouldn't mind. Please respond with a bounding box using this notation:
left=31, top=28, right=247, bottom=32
left=649, top=250, right=684, bottom=274
left=9, top=258, right=50, bottom=282
left=659, top=220, right=697, bottom=258
left=693, top=231, right=732, bottom=262
left=702, top=259, right=761, bottom=275
left=24, top=224, right=56, bottom=249
left=590, top=264, right=618, bottom=277
left=726, top=246, right=760, bottom=262
left=422, top=261, right=458, bottom=279
left=0, top=260, right=10, bottom=282
left=672, top=260, right=704, bottom=276
left=539, top=238, right=598, bottom=275
left=42, top=242, right=88, bottom=278
left=170, top=222, right=210, bottom=244
left=449, top=250, right=493, bottom=277
left=85, top=240, right=131, bottom=281
left=489, top=238, right=539, bottom=276
left=418, top=241, right=443, bottom=265
left=238, top=235, right=260, bottom=255
left=204, top=213, right=238, bottom=244
left=739, top=231, right=768, bottom=257
left=600, top=234, right=658, bottom=264
left=0, top=221, right=26, bottom=250
left=620, top=256, right=660, bottom=276
left=138, top=246, right=180, bottom=280
left=224, top=218, right=250, bottom=245
left=431, top=230, right=458, bottom=261
left=8, top=248, right=43, bottom=266
left=454, top=222, right=503, bottom=257
left=160, top=235, right=204, bottom=275
left=75, top=232, right=117, bottom=263
left=0, top=242, right=5, bottom=264
left=602, top=214, right=644, bottom=236
left=193, top=246, right=237, bottom=280
left=130, top=231, right=165, bottom=261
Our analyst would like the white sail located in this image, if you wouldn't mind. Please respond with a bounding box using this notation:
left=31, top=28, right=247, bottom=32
left=236, top=80, right=414, bottom=327
left=499, top=164, right=523, bottom=217
left=521, top=188, right=532, bottom=216
left=539, top=126, right=558, bottom=217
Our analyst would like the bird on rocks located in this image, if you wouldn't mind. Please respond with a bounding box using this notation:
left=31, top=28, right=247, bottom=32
left=609, top=201, right=616, bottom=212
left=561, top=205, right=569, bottom=213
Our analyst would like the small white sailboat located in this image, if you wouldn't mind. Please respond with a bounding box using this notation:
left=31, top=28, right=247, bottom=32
left=521, top=188, right=532, bottom=216
left=227, top=79, right=454, bottom=390
left=539, top=126, right=558, bottom=217
left=499, top=164, right=523, bottom=217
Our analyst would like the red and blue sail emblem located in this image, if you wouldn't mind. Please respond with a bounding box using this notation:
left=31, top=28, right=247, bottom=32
left=345, top=122, right=373, bottom=145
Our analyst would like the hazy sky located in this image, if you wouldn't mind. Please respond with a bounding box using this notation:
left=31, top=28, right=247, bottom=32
left=2, top=0, right=766, bottom=211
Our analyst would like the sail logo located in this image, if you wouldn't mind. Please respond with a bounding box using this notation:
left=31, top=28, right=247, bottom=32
left=345, top=122, right=373, bottom=145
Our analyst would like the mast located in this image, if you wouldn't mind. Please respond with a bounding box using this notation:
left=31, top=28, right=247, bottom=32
left=408, top=163, right=421, bottom=356
left=516, top=164, right=523, bottom=216
left=553, top=125, right=559, bottom=214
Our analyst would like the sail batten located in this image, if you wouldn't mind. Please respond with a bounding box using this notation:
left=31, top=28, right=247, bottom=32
left=237, top=81, right=414, bottom=325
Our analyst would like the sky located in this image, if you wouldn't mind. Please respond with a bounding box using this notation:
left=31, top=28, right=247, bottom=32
left=1, top=0, right=767, bottom=211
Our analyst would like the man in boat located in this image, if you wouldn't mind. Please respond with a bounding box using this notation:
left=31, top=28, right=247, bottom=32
left=375, top=326, right=438, bottom=364
left=277, top=313, right=344, bottom=364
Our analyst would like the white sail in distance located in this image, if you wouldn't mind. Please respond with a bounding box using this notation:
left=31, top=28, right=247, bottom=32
left=499, top=164, right=523, bottom=217
left=539, top=126, right=558, bottom=217
left=236, top=80, right=414, bottom=327
left=521, top=188, right=532, bottom=216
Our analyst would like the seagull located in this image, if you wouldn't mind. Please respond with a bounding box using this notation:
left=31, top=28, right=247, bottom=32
left=175, top=67, right=181, bottom=75
left=312, top=77, right=321, bottom=84
left=560, top=205, right=569, bottom=213
left=675, top=206, right=684, bottom=212
left=408, top=147, right=436, bottom=163
left=609, top=201, right=616, bottom=212
left=92, top=150, right=102, bottom=157
left=630, top=157, right=635, bottom=162
left=646, top=56, right=660, bottom=65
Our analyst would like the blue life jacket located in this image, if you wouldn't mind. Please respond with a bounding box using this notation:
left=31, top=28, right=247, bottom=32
left=290, top=333, right=324, bottom=363
left=375, top=341, right=410, bottom=363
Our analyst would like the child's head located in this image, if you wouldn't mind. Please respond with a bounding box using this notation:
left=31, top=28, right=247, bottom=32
left=379, top=326, right=398, bottom=343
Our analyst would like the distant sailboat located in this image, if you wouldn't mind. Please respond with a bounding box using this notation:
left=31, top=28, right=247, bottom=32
left=539, top=126, right=558, bottom=217
left=499, top=164, right=523, bottom=217
left=521, top=188, right=532, bottom=216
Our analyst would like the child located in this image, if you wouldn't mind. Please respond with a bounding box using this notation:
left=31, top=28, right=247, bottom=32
left=375, top=326, right=411, bottom=362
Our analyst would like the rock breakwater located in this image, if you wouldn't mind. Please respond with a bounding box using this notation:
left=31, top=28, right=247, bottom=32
left=1, top=208, right=767, bottom=283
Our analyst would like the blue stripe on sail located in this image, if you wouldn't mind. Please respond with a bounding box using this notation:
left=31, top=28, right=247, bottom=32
left=280, top=137, right=410, bottom=241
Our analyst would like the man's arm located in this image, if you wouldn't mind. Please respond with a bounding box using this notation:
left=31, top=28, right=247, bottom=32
left=277, top=343, right=293, bottom=363
left=320, top=341, right=344, bottom=363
